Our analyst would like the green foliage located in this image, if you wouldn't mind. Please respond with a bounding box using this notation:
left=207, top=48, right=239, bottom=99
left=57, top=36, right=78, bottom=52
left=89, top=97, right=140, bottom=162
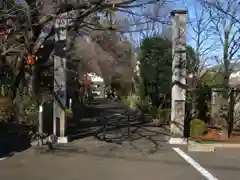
left=149, top=107, right=171, bottom=125
left=21, top=94, right=38, bottom=125
left=137, top=96, right=151, bottom=112
left=121, top=94, right=141, bottom=109
left=149, top=106, right=159, bottom=118
left=139, top=36, right=172, bottom=93
left=139, top=36, right=197, bottom=108
left=200, top=71, right=224, bottom=87
left=66, top=108, right=73, bottom=118
left=149, top=107, right=170, bottom=119
left=0, top=97, right=13, bottom=123
left=121, top=97, right=129, bottom=107
left=139, top=36, right=172, bottom=107
left=190, top=118, right=207, bottom=137
left=195, top=85, right=211, bottom=121
left=158, top=108, right=171, bottom=122
left=135, top=77, right=145, bottom=100
left=186, top=46, right=198, bottom=74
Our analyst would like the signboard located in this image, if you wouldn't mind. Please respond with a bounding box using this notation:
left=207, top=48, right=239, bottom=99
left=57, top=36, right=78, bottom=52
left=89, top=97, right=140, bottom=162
left=55, top=10, right=78, bottom=28
left=55, top=17, right=68, bottom=28
left=175, top=100, right=184, bottom=117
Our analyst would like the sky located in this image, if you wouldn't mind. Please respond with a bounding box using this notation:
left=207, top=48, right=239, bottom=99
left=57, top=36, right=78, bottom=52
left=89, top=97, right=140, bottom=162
left=15, top=0, right=240, bottom=67
left=176, top=0, right=219, bottom=66
left=16, top=0, right=210, bottom=58
left=124, top=0, right=240, bottom=67
left=179, top=0, right=240, bottom=66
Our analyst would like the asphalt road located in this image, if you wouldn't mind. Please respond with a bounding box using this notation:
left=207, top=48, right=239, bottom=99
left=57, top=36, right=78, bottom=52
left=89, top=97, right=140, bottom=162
left=1, top=99, right=238, bottom=180
left=2, top=140, right=239, bottom=180
left=184, top=148, right=240, bottom=180
left=0, top=144, right=207, bottom=180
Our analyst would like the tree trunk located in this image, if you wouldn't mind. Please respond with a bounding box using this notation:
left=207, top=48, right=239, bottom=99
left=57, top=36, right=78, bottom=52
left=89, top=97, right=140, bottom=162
left=14, top=84, right=24, bottom=124
left=228, top=88, right=235, bottom=137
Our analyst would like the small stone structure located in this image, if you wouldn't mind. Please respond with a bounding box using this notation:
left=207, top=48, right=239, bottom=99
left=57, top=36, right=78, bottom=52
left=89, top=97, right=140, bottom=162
left=210, top=72, right=240, bottom=128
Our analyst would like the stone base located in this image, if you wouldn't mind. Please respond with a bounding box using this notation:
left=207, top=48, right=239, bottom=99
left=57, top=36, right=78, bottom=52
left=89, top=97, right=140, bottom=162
left=31, top=138, right=47, bottom=147
left=188, top=144, right=215, bottom=152
left=168, top=137, right=188, bottom=145
left=57, top=136, right=69, bottom=144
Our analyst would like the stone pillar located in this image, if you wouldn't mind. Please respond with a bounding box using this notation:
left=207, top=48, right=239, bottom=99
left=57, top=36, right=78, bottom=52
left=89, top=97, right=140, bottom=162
left=53, top=11, right=68, bottom=143
left=169, top=10, right=188, bottom=144
left=211, top=88, right=218, bottom=116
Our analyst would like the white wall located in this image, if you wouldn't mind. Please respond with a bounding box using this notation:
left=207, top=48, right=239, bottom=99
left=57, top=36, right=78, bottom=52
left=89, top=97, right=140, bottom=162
left=88, top=73, right=103, bottom=83
left=229, top=71, right=240, bottom=88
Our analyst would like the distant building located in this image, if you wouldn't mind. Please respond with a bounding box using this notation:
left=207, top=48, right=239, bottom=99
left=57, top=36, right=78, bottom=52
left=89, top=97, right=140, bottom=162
left=208, top=60, right=240, bottom=73
left=88, top=73, right=103, bottom=83
left=207, top=60, right=240, bottom=87
left=87, top=73, right=104, bottom=97
left=207, top=60, right=240, bottom=127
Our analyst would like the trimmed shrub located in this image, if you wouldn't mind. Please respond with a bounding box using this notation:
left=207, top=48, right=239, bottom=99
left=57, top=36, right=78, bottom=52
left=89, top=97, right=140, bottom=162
left=190, top=118, right=206, bottom=137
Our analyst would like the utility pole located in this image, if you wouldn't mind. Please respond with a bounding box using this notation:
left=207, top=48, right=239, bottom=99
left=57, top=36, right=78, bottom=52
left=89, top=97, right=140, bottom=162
left=53, top=6, right=68, bottom=143
left=169, top=10, right=188, bottom=144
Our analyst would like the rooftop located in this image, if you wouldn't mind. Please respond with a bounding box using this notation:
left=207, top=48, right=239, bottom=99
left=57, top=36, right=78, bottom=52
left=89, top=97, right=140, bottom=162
left=208, top=60, right=240, bottom=72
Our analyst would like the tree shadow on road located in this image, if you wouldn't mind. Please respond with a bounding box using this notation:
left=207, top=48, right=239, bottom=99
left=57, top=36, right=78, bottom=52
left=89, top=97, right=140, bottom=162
left=67, top=98, right=132, bottom=140
left=67, top=98, right=170, bottom=155
left=32, top=99, right=170, bottom=159
left=0, top=123, right=34, bottom=158
left=95, top=122, right=170, bottom=154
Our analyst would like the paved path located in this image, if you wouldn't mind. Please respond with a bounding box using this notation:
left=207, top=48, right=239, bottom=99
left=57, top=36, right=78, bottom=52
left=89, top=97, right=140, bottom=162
left=67, top=99, right=143, bottom=137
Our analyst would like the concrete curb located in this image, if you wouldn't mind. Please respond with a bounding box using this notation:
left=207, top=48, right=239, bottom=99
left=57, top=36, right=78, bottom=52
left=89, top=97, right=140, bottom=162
left=30, top=138, right=48, bottom=146
left=31, top=136, right=69, bottom=147
left=169, top=137, right=188, bottom=145
left=211, top=143, right=240, bottom=148
left=188, top=140, right=240, bottom=151
left=188, top=144, right=215, bottom=152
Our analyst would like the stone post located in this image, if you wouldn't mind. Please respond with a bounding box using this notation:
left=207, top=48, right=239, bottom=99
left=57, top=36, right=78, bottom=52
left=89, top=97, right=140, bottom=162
left=53, top=10, right=68, bottom=143
left=169, top=10, right=188, bottom=144
left=211, top=88, right=218, bottom=116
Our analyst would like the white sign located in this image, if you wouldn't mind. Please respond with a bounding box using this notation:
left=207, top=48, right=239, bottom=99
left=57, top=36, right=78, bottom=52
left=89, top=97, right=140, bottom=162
left=55, top=18, right=67, bottom=28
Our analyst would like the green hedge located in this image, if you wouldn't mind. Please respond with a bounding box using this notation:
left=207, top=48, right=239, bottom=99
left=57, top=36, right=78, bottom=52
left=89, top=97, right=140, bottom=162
left=190, top=118, right=206, bottom=137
